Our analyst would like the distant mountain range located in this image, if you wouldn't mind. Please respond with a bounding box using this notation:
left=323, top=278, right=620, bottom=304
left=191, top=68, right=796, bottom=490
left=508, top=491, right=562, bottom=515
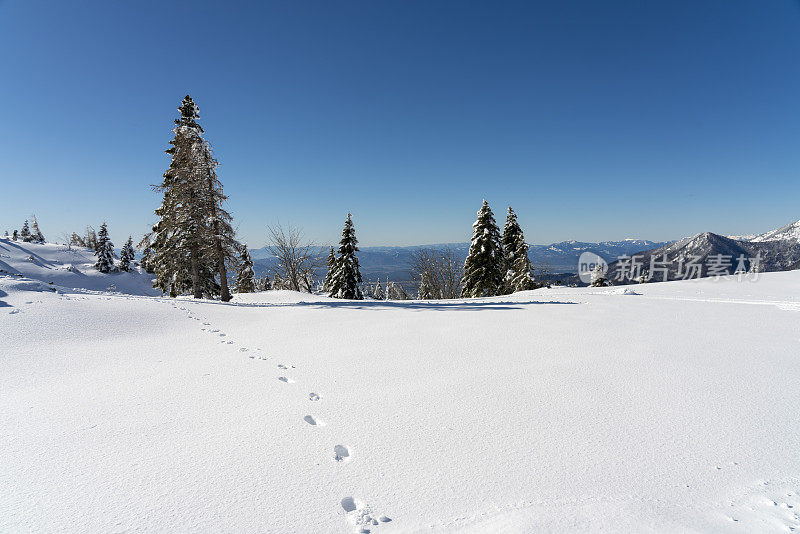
left=607, top=219, right=800, bottom=284
left=250, top=239, right=670, bottom=285
left=250, top=219, right=800, bottom=286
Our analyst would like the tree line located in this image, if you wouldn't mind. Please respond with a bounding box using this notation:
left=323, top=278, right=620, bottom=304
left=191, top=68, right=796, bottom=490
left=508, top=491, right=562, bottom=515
left=4, top=95, right=541, bottom=301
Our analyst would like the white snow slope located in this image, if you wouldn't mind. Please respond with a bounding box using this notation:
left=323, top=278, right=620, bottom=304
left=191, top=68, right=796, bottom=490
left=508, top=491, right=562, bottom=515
left=0, top=239, right=157, bottom=296
left=2, top=269, right=800, bottom=533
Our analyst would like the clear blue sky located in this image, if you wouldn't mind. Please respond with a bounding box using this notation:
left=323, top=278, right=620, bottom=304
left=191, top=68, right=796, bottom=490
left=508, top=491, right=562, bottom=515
left=1, top=0, right=799, bottom=247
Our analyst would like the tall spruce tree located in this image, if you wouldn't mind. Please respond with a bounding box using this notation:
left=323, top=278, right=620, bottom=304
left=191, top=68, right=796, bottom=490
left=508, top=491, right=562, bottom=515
left=94, top=222, right=115, bottom=273
left=507, top=231, right=536, bottom=292
left=323, top=246, right=337, bottom=292
left=461, top=200, right=505, bottom=297
left=501, top=207, right=521, bottom=290
left=149, top=95, right=237, bottom=299
left=503, top=207, right=536, bottom=293
left=328, top=213, right=363, bottom=299
left=20, top=220, right=31, bottom=242
left=119, top=236, right=135, bottom=271
left=235, top=245, right=256, bottom=293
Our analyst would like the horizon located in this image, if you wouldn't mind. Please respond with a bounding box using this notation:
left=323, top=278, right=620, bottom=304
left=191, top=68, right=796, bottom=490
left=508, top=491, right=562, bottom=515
left=2, top=1, right=799, bottom=247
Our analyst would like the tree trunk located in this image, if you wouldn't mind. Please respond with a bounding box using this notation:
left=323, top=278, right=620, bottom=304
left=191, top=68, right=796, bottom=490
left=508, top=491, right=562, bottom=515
left=190, top=249, right=202, bottom=299
left=216, top=237, right=231, bottom=302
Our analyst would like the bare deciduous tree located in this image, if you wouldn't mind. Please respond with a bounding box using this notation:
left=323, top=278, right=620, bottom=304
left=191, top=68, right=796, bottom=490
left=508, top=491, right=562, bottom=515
left=410, top=248, right=463, bottom=299
left=266, top=223, right=323, bottom=293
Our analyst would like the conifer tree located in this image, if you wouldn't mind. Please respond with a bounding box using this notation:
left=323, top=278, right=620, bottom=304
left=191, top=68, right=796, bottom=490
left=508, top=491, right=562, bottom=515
left=328, top=213, right=363, bottom=299
left=373, top=278, right=384, bottom=300
left=501, top=207, right=535, bottom=293
left=323, top=246, right=337, bottom=292
left=256, top=275, right=272, bottom=291
left=149, top=95, right=237, bottom=299
left=502, top=207, right=521, bottom=280
left=417, top=271, right=434, bottom=299
left=20, top=220, right=31, bottom=242
left=94, top=222, right=116, bottom=273
left=235, top=245, right=256, bottom=293
left=507, top=231, right=536, bottom=292
left=461, top=200, right=505, bottom=298
left=3, top=230, right=7, bottom=238
left=31, top=215, right=45, bottom=243
left=139, top=245, right=155, bottom=274
left=502, top=208, right=536, bottom=293
left=119, top=236, right=135, bottom=272
left=12, top=230, right=18, bottom=241
left=590, top=263, right=610, bottom=287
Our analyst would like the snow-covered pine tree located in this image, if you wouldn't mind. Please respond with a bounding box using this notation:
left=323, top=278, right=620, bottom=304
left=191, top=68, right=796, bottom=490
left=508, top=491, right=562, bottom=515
left=31, top=216, right=45, bottom=243
left=328, top=214, right=363, bottom=299
left=12, top=230, right=18, bottom=240
left=3, top=230, right=7, bottom=238
left=20, top=220, right=32, bottom=242
left=119, top=236, right=135, bottom=272
left=502, top=207, right=536, bottom=293
left=149, top=95, right=235, bottom=299
left=256, top=275, right=272, bottom=291
left=235, top=245, right=256, bottom=293
left=501, top=207, right=522, bottom=291
left=461, top=200, right=505, bottom=298
left=94, top=222, right=116, bottom=273
left=196, top=126, right=237, bottom=302
left=417, top=271, right=434, bottom=299
left=322, top=246, right=337, bottom=292
left=373, top=278, right=384, bottom=300
left=590, top=263, right=610, bottom=287
left=139, top=245, right=155, bottom=274
left=508, top=231, right=536, bottom=292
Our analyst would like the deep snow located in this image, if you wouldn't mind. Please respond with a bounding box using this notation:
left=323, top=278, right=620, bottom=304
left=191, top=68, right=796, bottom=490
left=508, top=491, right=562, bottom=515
left=1, top=251, right=799, bottom=532
left=0, top=238, right=157, bottom=296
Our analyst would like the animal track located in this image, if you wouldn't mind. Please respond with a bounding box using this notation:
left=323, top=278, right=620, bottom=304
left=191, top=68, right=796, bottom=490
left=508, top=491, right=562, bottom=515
left=309, top=393, right=320, bottom=401
left=278, top=376, right=295, bottom=383
left=341, top=497, right=390, bottom=533
left=303, top=415, right=325, bottom=426
left=334, top=445, right=350, bottom=462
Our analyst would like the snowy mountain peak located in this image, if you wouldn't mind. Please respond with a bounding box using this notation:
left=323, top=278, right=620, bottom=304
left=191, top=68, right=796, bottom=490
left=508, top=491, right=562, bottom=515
left=750, top=219, right=800, bottom=243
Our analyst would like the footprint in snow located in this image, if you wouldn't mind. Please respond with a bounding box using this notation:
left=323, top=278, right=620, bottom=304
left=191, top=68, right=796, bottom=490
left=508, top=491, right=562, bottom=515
left=334, top=445, right=350, bottom=462
left=239, top=348, right=248, bottom=352
left=309, top=393, right=321, bottom=401
left=341, top=497, right=390, bottom=532
left=303, top=415, right=325, bottom=426
left=278, top=377, right=295, bottom=383
left=278, top=364, right=288, bottom=369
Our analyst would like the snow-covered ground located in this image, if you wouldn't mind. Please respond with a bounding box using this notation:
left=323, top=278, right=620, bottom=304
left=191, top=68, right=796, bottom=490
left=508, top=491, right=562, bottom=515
left=0, top=238, right=157, bottom=296
left=2, top=252, right=800, bottom=532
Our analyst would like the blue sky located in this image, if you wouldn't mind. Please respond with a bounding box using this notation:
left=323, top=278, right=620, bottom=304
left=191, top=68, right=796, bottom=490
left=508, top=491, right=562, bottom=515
left=1, top=1, right=799, bottom=247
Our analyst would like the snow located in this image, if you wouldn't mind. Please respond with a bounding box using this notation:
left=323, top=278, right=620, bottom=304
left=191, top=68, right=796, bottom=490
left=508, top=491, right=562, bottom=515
left=0, top=239, right=157, bottom=296
left=751, top=219, right=800, bottom=243
left=2, top=265, right=800, bottom=532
